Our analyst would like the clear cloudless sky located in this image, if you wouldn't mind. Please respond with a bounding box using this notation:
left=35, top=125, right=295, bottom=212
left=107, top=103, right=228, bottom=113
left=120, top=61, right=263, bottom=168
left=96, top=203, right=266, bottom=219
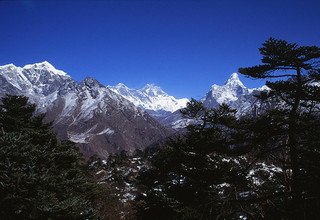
left=1, top=0, right=320, bottom=99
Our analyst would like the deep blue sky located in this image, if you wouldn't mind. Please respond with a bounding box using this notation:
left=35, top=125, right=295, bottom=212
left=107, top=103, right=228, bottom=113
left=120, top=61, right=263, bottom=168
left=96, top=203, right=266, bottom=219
left=1, top=0, right=320, bottom=98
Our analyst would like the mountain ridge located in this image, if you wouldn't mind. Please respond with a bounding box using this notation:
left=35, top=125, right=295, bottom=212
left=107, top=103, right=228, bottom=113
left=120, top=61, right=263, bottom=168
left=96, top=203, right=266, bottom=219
left=0, top=61, right=270, bottom=151
left=108, top=82, right=189, bottom=119
left=0, top=61, right=172, bottom=157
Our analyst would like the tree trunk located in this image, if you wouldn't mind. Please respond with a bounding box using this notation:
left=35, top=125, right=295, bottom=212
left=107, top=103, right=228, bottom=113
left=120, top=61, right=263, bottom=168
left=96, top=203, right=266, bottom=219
left=288, top=67, right=302, bottom=218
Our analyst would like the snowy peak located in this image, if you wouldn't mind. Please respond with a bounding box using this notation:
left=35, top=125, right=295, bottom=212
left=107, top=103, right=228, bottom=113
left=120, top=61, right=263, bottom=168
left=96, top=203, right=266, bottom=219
left=0, top=62, right=73, bottom=97
left=225, top=72, right=245, bottom=88
left=161, top=72, right=271, bottom=129
left=115, top=83, right=129, bottom=89
left=109, top=83, right=189, bottom=113
left=0, top=63, right=17, bottom=70
left=204, top=73, right=249, bottom=106
left=112, top=83, right=132, bottom=95
left=256, top=85, right=271, bottom=91
left=141, top=84, right=166, bottom=97
left=23, top=61, right=53, bottom=69
left=23, top=61, right=68, bottom=77
left=200, top=72, right=272, bottom=118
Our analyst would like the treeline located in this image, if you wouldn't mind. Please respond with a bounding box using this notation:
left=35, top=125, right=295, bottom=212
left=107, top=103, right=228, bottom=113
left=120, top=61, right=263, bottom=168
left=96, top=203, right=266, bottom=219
left=1, top=38, right=320, bottom=219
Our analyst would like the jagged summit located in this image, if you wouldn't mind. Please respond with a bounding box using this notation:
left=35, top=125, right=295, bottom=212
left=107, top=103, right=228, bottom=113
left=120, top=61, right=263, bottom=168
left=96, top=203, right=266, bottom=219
left=23, top=61, right=68, bottom=77
left=161, top=72, right=270, bottom=129
left=115, top=83, right=128, bottom=88
left=227, top=72, right=240, bottom=81
left=206, top=73, right=248, bottom=105
left=0, top=61, right=73, bottom=97
left=198, top=72, right=271, bottom=119
left=141, top=83, right=166, bottom=97
left=0, top=61, right=69, bottom=78
left=109, top=83, right=189, bottom=114
left=225, top=72, right=245, bottom=88
left=0, top=63, right=16, bottom=69
left=23, top=61, right=53, bottom=68
left=82, top=77, right=104, bottom=88
left=142, top=83, right=160, bottom=90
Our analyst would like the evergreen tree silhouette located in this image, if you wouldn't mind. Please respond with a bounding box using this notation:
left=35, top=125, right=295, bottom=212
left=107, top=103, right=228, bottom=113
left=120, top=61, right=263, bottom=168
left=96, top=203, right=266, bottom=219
left=0, top=95, right=98, bottom=219
left=239, top=38, right=320, bottom=218
left=135, top=101, right=253, bottom=219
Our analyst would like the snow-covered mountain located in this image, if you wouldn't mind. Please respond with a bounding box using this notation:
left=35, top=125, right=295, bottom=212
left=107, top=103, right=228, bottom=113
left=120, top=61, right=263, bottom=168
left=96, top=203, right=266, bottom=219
left=108, top=83, right=189, bottom=119
left=202, top=73, right=248, bottom=106
left=201, top=73, right=267, bottom=116
left=202, top=72, right=268, bottom=116
left=0, top=61, right=271, bottom=150
left=0, top=62, right=171, bottom=157
left=162, top=73, right=269, bottom=129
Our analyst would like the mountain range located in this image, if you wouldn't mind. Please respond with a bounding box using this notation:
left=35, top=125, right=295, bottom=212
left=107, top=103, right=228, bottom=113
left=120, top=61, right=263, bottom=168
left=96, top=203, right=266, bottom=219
left=109, top=72, right=268, bottom=128
left=0, top=62, right=171, bottom=157
left=0, top=61, right=268, bottom=157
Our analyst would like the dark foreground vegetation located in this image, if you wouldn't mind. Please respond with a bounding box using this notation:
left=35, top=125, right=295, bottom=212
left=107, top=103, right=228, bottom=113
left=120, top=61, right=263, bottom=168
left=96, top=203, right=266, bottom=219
left=0, top=95, right=99, bottom=219
left=1, top=38, right=320, bottom=219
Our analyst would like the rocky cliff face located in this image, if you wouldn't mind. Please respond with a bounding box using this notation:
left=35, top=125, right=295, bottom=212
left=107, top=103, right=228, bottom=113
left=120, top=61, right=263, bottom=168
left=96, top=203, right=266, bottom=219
left=0, top=62, right=171, bottom=157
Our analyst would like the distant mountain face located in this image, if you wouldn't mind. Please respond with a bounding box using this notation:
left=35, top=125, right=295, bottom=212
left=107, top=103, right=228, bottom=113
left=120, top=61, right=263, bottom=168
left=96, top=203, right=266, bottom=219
left=202, top=73, right=248, bottom=107
left=108, top=83, right=189, bottom=119
left=202, top=73, right=269, bottom=116
left=0, top=62, right=171, bottom=157
left=162, top=73, right=269, bottom=129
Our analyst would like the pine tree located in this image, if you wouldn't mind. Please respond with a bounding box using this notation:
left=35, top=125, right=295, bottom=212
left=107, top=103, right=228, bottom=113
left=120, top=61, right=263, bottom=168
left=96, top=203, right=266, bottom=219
left=0, top=95, right=98, bottom=219
left=239, top=38, right=320, bottom=218
left=135, top=101, right=256, bottom=219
